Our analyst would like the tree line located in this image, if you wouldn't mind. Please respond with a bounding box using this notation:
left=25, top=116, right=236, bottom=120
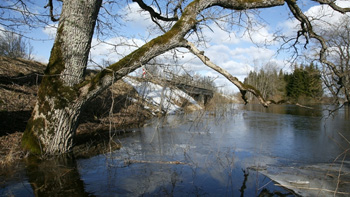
left=244, top=63, right=323, bottom=104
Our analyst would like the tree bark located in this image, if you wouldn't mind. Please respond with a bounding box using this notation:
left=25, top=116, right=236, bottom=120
left=22, top=0, right=102, bottom=155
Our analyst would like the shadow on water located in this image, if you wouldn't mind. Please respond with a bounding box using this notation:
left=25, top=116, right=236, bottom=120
left=24, top=155, right=92, bottom=196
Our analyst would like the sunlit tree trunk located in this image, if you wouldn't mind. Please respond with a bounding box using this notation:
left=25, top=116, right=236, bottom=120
left=22, top=0, right=102, bottom=155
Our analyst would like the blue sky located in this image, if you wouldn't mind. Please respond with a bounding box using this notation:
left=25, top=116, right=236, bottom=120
left=2, top=0, right=349, bottom=93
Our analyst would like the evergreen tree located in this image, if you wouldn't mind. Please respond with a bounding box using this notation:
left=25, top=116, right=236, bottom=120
left=285, top=63, right=323, bottom=101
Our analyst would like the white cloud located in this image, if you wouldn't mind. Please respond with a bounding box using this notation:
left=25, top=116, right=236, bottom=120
left=42, top=24, right=58, bottom=39
left=201, top=23, right=241, bottom=45
left=172, top=44, right=277, bottom=92
left=32, top=54, right=49, bottom=63
left=230, top=47, right=275, bottom=63
left=201, top=16, right=275, bottom=46
left=241, top=25, right=275, bottom=45
left=222, top=60, right=253, bottom=75
left=120, top=2, right=155, bottom=31
left=205, top=45, right=232, bottom=64
left=117, top=2, right=174, bottom=39
left=89, top=36, right=146, bottom=66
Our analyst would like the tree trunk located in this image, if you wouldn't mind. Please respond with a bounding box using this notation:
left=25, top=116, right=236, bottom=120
left=22, top=0, right=102, bottom=155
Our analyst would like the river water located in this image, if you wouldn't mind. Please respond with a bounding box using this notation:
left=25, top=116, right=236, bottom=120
left=1, top=104, right=350, bottom=196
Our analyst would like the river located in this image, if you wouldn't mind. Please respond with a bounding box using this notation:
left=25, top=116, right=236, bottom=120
left=1, top=104, right=349, bottom=196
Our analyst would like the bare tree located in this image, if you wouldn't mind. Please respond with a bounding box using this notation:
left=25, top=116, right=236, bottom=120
left=3, top=0, right=345, bottom=155
left=244, top=62, right=282, bottom=102
left=318, top=16, right=350, bottom=104
left=0, top=31, right=33, bottom=59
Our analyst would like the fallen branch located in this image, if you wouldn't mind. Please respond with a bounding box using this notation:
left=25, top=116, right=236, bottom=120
left=124, top=159, right=187, bottom=165
left=295, top=103, right=314, bottom=109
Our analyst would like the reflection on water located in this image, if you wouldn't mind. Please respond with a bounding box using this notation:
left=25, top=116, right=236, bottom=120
left=1, top=104, right=349, bottom=196
left=26, top=155, right=91, bottom=196
left=1, top=155, right=91, bottom=196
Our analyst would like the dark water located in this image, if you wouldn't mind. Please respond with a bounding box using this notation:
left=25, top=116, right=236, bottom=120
left=1, top=104, right=349, bottom=196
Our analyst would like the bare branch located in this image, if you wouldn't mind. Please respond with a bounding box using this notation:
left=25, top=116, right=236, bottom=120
left=286, top=0, right=341, bottom=78
left=132, top=0, right=178, bottom=22
left=44, top=0, right=59, bottom=22
left=312, top=0, right=350, bottom=14
left=183, top=40, right=271, bottom=107
left=173, top=0, right=185, bottom=18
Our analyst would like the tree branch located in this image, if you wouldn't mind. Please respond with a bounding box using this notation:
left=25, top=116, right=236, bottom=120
left=286, top=0, right=341, bottom=79
left=44, top=0, right=59, bottom=22
left=132, top=0, right=179, bottom=21
left=183, top=40, right=271, bottom=107
left=173, top=0, right=185, bottom=18
left=312, top=0, right=350, bottom=14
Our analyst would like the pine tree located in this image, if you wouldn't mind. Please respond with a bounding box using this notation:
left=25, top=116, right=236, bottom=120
left=285, top=63, right=323, bottom=102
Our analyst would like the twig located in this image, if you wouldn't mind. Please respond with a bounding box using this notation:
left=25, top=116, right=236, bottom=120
left=338, top=132, right=350, bottom=144
left=258, top=179, right=273, bottom=191
left=334, top=153, right=347, bottom=196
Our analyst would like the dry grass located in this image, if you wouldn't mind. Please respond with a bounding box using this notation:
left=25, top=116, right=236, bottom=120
left=0, top=56, right=43, bottom=136
left=0, top=56, right=42, bottom=167
left=0, top=56, right=46, bottom=77
left=0, top=132, right=26, bottom=168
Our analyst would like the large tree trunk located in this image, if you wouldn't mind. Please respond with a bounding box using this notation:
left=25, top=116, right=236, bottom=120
left=22, top=0, right=102, bottom=155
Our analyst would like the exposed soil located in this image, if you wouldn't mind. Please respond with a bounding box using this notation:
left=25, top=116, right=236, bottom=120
left=0, top=56, right=153, bottom=167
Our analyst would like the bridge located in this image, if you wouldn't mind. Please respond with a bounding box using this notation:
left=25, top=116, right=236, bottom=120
left=165, top=79, right=214, bottom=105
left=137, top=73, right=215, bottom=105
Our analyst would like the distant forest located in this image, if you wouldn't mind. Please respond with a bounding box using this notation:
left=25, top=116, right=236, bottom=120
left=244, top=63, right=323, bottom=104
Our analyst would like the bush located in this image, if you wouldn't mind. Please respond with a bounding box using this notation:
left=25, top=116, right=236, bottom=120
left=0, top=31, right=32, bottom=59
